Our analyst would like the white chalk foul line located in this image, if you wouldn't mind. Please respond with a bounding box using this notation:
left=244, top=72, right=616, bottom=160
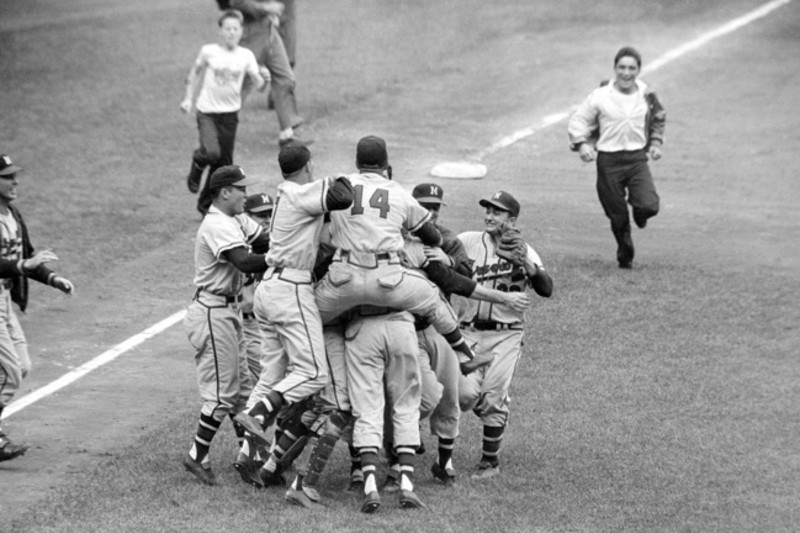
left=3, top=0, right=794, bottom=420
left=1, top=310, right=186, bottom=419
left=474, top=0, right=793, bottom=160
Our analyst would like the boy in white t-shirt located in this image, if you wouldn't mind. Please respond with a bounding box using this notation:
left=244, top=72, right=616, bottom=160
left=181, top=9, right=270, bottom=216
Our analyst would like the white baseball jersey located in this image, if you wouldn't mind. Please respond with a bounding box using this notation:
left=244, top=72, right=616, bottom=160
left=451, top=231, right=543, bottom=325
left=194, top=44, right=260, bottom=114
left=328, top=172, right=431, bottom=253
left=193, top=205, right=263, bottom=295
left=266, top=177, right=337, bottom=270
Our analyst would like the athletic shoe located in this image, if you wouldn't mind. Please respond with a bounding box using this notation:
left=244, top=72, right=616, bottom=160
left=233, top=450, right=264, bottom=489
left=618, top=260, right=633, bottom=269
left=399, top=489, right=427, bottom=509
left=285, top=488, right=322, bottom=509
left=233, top=412, right=270, bottom=446
left=381, top=471, right=401, bottom=493
left=186, top=161, right=204, bottom=194
left=360, top=491, right=381, bottom=514
left=470, top=461, right=500, bottom=481
left=633, top=213, right=648, bottom=229
left=182, top=455, right=216, bottom=485
left=302, top=485, right=321, bottom=502
left=279, top=136, right=314, bottom=148
left=0, top=432, right=30, bottom=462
left=430, top=462, right=456, bottom=487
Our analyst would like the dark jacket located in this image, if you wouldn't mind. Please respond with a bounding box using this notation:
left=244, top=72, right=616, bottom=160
left=1, top=204, right=55, bottom=312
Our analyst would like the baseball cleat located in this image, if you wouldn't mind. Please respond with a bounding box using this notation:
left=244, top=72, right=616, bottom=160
left=233, top=451, right=264, bottom=489
left=0, top=433, right=30, bottom=462
left=399, top=489, right=427, bottom=510
left=470, top=461, right=500, bottom=481
left=285, top=487, right=322, bottom=509
left=360, top=491, right=381, bottom=514
left=430, top=462, right=457, bottom=487
left=233, top=412, right=270, bottom=446
left=279, top=136, right=314, bottom=148
left=182, top=455, right=216, bottom=485
left=618, top=260, right=633, bottom=269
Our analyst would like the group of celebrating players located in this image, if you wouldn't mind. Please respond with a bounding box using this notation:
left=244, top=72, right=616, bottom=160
left=182, top=135, right=553, bottom=513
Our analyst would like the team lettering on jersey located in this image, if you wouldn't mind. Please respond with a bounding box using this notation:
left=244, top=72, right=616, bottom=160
left=475, top=261, right=528, bottom=293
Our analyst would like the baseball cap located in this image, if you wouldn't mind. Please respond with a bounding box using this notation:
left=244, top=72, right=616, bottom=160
left=479, top=190, right=520, bottom=218
left=245, top=193, right=274, bottom=215
left=208, top=165, right=259, bottom=191
left=0, top=155, right=22, bottom=177
left=412, top=183, right=446, bottom=206
left=356, top=135, right=388, bottom=169
left=278, top=143, right=311, bottom=175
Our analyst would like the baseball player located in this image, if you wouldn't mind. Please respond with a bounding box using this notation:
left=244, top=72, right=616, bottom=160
left=314, top=135, right=478, bottom=366
left=234, top=143, right=353, bottom=464
left=0, top=154, right=74, bottom=462
left=181, top=9, right=270, bottom=216
left=343, top=307, right=426, bottom=513
left=451, top=190, right=553, bottom=480
left=567, top=46, right=665, bottom=269
left=240, top=192, right=274, bottom=381
left=182, top=165, right=271, bottom=485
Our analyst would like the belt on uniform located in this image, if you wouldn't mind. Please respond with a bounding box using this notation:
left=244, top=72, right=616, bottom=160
left=242, top=312, right=256, bottom=320
left=264, top=265, right=313, bottom=284
left=333, top=249, right=399, bottom=268
left=461, top=320, right=523, bottom=331
left=194, top=289, right=243, bottom=306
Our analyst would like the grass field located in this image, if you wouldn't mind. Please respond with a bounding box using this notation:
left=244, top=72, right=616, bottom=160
left=2, top=0, right=799, bottom=532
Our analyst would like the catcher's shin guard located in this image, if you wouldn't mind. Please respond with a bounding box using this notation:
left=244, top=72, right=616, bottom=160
left=303, top=410, right=352, bottom=488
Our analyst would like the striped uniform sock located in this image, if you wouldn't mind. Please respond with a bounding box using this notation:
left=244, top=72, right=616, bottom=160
left=396, top=446, right=416, bottom=491
left=437, top=437, right=455, bottom=469
left=190, top=412, right=222, bottom=463
left=359, top=447, right=380, bottom=494
left=481, top=425, right=504, bottom=467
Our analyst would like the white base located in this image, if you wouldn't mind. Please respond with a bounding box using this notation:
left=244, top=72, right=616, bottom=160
left=429, top=161, right=487, bottom=179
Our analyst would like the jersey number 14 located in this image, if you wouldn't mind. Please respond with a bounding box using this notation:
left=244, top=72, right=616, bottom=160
left=350, top=185, right=390, bottom=219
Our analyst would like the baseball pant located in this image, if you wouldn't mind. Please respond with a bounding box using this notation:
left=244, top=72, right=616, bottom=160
left=194, top=111, right=238, bottom=213
left=418, top=325, right=461, bottom=440
left=240, top=23, right=302, bottom=130
left=251, top=268, right=328, bottom=405
left=0, top=289, right=28, bottom=410
left=346, top=311, right=421, bottom=449
left=458, top=328, right=524, bottom=428
left=315, top=258, right=461, bottom=339
left=241, top=316, right=262, bottom=382
left=596, top=149, right=660, bottom=263
left=184, top=295, right=252, bottom=419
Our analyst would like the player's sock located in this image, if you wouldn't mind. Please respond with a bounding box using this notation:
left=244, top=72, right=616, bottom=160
left=190, top=412, right=222, bottom=463
left=229, top=413, right=245, bottom=450
left=262, top=455, right=278, bottom=474
left=437, top=437, right=455, bottom=469
left=359, top=447, right=380, bottom=494
left=248, top=391, right=284, bottom=426
left=397, top=446, right=415, bottom=491
left=481, top=425, right=504, bottom=467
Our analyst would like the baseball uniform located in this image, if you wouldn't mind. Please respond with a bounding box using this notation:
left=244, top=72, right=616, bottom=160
left=182, top=201, right=262, bottom=480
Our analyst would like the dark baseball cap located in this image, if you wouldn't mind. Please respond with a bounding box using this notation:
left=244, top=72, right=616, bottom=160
left=479, top=190, right=520, bottom=218
left=412, top=183, right=446, bottom=206
left=0, top=154, right=22, bottom=177
left=356, top=135, right=388, bottom=169
left=208, top=165, right=259, bottom=191
left=245, top=193, right=274, bottom=214
left=278, top=143, right=311, bottom=175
